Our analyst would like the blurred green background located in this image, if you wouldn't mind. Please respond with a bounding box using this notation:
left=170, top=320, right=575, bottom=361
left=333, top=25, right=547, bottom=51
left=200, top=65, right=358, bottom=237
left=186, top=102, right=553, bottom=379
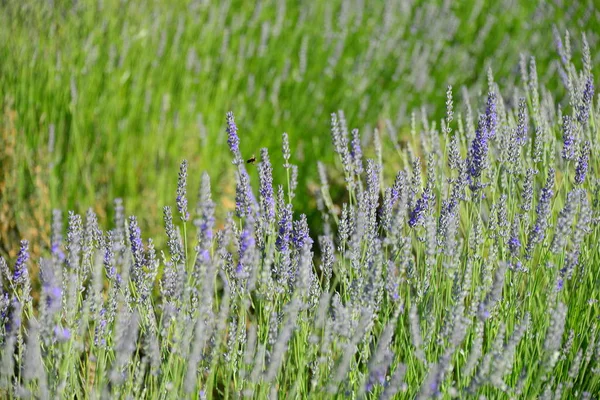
left=0, top=0, right=598, bottom=257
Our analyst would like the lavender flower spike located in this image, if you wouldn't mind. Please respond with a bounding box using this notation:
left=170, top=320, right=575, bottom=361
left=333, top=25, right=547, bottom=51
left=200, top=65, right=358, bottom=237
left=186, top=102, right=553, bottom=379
left=467, top=114, right=489, bottom=183
left=177, top=159, right=190, bottom=222
left=574, top=141, right=590, bottom=185
left=576, top=77, right=594, bottom=126
left=226, top=111, right=243, bottom=165
left=235, top=165, right=254, bottom=219
left=485, top=91, right=498, bottom=139
left=129, top=215, right=146, bottom=288
left=51, top=209, right=65, bottom=262
left=258, top=148, right=275, bottom=225
left=536, top=168, right=555, bottom=218
left=195, top=171, right=216, bottom=244
left=561, top=115, right=576, bottom=161
left=350, top=128, right=363, bottom=176
left=409, top=185, right=434, bottom=228
left=516, top=97, right=528, bottom=145
left=13, top=240, right=29, bottom=285
left=282, top=132, right=291, bottom=168
left=508, top=216, right=521, bottom=258
left=525, top=168, right=555, bottom=258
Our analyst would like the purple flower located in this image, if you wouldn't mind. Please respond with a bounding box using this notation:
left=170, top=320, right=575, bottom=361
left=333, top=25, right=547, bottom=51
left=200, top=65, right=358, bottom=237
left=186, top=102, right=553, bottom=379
left=318, top=235, right=335, bottom=290
left=40, top=259, right=62, bottom=316
left=113, top=198, right=125, bottom=244
left=276, top=198, right=293, bottom=253
left=508, top=216, right=521, bottom=257
left=51, top=209, right=65, bottom=262
left=350, top=128, right=363, bottom=175
left=467, top=115, right=489, bottom=183
left=129, top=216, right=145, bottom=269
left=12, top=240, right=29, bottom=284
left=553, top=27, right=568, bottom=65
left=366, top=367, right=387, bottom=391
left=437, top=195, right=459, bottom=244
left=448, top=134, right=461, bottom=170
left=176, top=159, right=189, bottom=222
left=66, top=212, right=83, bottom=271
left=516, top=97, right=528, bottom=145
left=200, top=249, right=210, bottom=264
left=536, top=168, right=555, bottom=217
left=525, top=168, right=555, bottom=258
left=94, top=308, right=108, bottom=346
left=0, top=292, right=10, bottom=322
left=238, top=229, right=253, bottom=257
left=5, top=298, right=22, bottom=333
left=235, top=166, right=255, bottom=218
left=258, top=148, right=275, bottom=225
left=54, top=325, right=71, bottom=342
left=236, top=228, right=255, bottom=282
left=520, top=168, right=537, bottom=212
left=164, top=207, right=185, bottom=264
left=103, top=231, right=117, bottom=280
left=409, top=185, right=434, bottom=228
left=289, top=165, right=299, bottom=200
left=429, top=381, right=439, bottom=395
left=561, top=115, right=576, bottom=161
left=575, top=141, right=590, bottom=185
left=292, top=214, right=313, bottom=250
left=577, top=77, right=594, bottom=126
left=508, top=236, right=521, bottom=256
left=226, top=111, right=242, bottom=165
left=485, top=91, right=498, bottom=139
left=282, top=132, right=291, bottom=168
left=275, top=186, right=293, bottom=284
left=330, top=112, right=353, bottom=187
left=365, top=159, right=380, bottom=204
left=195, top=172, right=216, bottom=244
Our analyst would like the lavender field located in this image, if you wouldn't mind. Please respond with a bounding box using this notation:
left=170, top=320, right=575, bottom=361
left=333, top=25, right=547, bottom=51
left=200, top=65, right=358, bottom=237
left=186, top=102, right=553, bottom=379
left=1, top=0, right=600, bottom=399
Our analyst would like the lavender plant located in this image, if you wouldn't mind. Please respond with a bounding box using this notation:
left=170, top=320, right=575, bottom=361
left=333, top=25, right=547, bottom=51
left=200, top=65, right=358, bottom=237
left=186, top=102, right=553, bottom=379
left=0, top=36, right=599, bottom=400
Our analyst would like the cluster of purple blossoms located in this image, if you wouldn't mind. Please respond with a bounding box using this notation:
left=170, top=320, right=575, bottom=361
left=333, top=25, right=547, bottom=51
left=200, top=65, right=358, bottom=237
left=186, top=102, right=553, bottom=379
left=561, top=115, right=576, bottom=161
left=12, top=240, right=29, bottom=285
left=51, top=209, right=65, bottom=262
left=236, top=228, right=255, bottom=281
left=235, top=166, right=255, bottom=218
left=574, top=141, right=590, bottom=185
left=526, top=168, right=555, bottom=258
left=292, top=214, right=313, bottom=250
left=129, top=216, right=145, bottom=268
left=516, top=97, right=528, bottom=144
left=576, top=77, right=594, bottom=125
left=350, top=128, right=364, bottom=176
left=276, top=194, right=293, bottom=253
left=409, top=184, right=434, bottom=228
left=176, top=159, right=190, bottom=222
left=65, top=211, right=83, bottom=272
left=193, top=174, right=214, bottom=250
left=226, top=111, right=242, bottom=165
left=39, top=259, right=62, bottom=317
left=258, top=148, right=275, bottom=225
left=466, top=91, right=497, bottom=189
left=508, top=216, right=521, bottom=257
left=485, top=91, right=498, bottom=138
left=467, top=115, right=489, bottom=184
left=103, top=231, right=117, bottom=281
